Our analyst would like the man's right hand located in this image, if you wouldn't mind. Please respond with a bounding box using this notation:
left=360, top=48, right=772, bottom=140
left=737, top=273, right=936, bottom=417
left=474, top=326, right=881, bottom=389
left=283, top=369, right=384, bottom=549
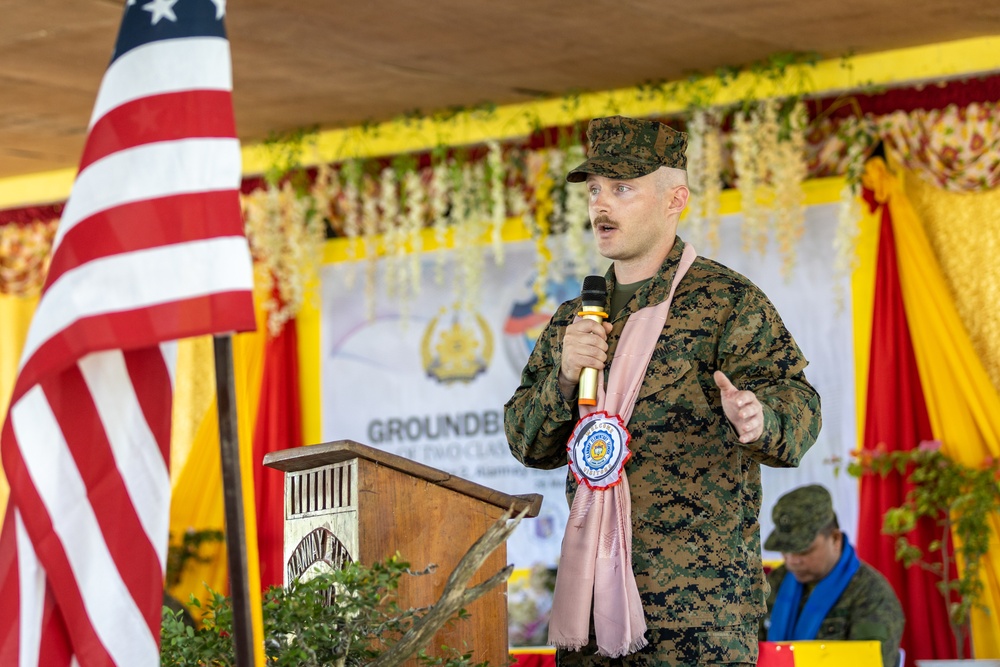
left=558, top=318, right=613, bottom=399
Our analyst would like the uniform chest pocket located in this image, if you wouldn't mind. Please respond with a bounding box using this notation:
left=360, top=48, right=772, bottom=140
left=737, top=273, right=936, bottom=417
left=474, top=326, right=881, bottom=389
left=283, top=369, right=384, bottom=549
left=819, top=617, right=848, bottom=639
left=636, top=356, right=714, bottom=414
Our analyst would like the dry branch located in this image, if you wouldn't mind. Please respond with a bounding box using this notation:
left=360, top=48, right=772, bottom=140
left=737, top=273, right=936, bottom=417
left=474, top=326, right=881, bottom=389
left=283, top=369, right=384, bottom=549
left=369, top=505, right=529, bottom=667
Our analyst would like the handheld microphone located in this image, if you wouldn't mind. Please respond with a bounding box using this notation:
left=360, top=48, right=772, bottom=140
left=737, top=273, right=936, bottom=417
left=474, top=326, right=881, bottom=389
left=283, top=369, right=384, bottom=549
left=577, top=275, right=608, bottom=406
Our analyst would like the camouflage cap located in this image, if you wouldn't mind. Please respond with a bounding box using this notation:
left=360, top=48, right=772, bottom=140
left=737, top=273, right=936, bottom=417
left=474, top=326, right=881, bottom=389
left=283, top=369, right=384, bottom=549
left=566, top=115, right=688, bottom=183
left=764, top=484, right=836, bottom=553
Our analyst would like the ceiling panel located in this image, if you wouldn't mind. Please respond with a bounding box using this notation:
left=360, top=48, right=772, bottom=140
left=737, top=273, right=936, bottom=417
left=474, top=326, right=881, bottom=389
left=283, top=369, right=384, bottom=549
left=0, top=0, right=997, bottom=181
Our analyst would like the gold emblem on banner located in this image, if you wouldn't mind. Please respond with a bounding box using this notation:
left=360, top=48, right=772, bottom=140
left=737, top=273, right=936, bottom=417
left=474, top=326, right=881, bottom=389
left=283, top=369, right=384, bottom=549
left=421, top=306, right=493, bottom=384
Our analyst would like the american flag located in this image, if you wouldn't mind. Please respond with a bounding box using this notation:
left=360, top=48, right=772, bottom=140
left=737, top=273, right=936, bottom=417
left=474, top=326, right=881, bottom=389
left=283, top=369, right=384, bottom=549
left=0, top=0, right=256, bottom=664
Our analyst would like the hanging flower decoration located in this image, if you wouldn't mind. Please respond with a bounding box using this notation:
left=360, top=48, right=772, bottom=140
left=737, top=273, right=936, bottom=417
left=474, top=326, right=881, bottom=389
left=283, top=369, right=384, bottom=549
left=379, top=166, right=404, bottom=302
left=401, top=168, right=426, bottom=305
left=831, top=115, right=878, bottom=306
left=487, top=140, right=506, bottom=266
left=562, top=143, right=594, bottom=281
left=685, top=109, right=707, bottom=247
left=772, top=100, right=809, bottom=279
left=684, top=109, right=724, bottom=253
left=700, top=113, right=724, bottom=253
left=732, top=106, right=766, bottom=254
left=360, top=174, right=381, bottom=321
left=0, top=218, right=59, bottom=297
left=877, top=101, right=1000, bottom=192
left=429, top=158, right=451, bottom=286
left=525, top=150, right=555, bottom=300
left=339, top=160, right=364, bottom=288
left=242, top=179, right=326, bottom=337
left=228, top=91, right=1000, bottom=322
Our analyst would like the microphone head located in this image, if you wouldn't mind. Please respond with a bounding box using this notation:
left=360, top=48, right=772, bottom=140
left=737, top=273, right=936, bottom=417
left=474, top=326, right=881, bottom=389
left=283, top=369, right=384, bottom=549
left=581, top=275, right=607, bottom=307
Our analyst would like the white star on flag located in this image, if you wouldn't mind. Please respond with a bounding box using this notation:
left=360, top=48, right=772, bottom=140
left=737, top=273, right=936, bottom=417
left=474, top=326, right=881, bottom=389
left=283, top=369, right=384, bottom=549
left=210, top=0, right=226, bottom=20
left=143, top=0, right=179, bottom=25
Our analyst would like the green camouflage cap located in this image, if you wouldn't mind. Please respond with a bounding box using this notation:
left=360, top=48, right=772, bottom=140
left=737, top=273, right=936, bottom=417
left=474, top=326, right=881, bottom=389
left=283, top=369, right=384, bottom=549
left=566, top=115, right=688, bottom=183
left=764, top=484, right=836, bottom=553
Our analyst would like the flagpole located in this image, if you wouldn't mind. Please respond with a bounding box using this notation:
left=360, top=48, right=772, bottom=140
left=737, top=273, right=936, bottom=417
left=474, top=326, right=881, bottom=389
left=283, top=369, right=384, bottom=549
left=214, top=334, right=257, bottom=667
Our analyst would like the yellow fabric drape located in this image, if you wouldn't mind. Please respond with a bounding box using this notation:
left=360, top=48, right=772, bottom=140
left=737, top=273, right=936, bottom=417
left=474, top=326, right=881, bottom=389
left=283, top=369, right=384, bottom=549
left=898, top=168, right=1000, bottom=396
left=851, top=197, right=883, bottom=448
left=0, top=292, right=39, bottom=516
left=865, top=158, right=1000, bottom=657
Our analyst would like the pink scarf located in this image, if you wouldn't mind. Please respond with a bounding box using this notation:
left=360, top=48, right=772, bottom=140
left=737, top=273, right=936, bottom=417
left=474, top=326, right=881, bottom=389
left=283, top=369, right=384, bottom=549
left=548, top=244, right=696, bottom=657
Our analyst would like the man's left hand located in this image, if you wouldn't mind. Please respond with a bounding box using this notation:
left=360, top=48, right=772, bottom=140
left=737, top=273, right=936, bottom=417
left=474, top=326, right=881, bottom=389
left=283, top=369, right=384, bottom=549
left=714, top=370, right=763, bottom=444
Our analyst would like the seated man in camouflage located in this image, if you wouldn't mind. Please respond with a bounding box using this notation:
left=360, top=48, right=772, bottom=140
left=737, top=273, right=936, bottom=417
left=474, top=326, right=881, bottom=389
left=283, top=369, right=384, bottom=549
left=760, top=485, right=905, bottom=667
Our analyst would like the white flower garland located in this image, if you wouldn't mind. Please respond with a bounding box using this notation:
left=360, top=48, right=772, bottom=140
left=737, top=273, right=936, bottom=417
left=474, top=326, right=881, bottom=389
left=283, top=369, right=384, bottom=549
left=563, top=144, right=593, bottom=280
left=361, top=174, right=380, bottom=321
left=239, top=105, right=831, bottom=324
left=452, top=161, right=486, bottom=314
left=828, top=115, right=877, bottom=307
left=773, top=101, right=808, bottom=279
left=430, top=160, right=450, bottom=285
left=524, top=150, right=552, bottom=300
left=242, top=180, right=325, bottom=336
left=733, top=108, right=763, bottom=254
left=487, top=140, right=506, bottom=266
left=379, top=167, right=403, bottom=301
left=701, top=112, right=724, bottom=253
left=685, top=109, right=708, bottom=248
left=401, top=169, right=425, bottom=305
left=340, top=161, right=362, bottom=288
left=545, top=148, right=568, bottom=285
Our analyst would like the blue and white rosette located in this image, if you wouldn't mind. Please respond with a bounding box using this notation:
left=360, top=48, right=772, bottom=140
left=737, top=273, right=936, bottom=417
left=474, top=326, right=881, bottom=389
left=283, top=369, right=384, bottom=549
left=567, top=411, right=632, bottom=490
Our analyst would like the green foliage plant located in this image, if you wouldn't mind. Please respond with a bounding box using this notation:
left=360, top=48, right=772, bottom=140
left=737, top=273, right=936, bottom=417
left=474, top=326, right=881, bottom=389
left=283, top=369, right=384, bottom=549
left=849, top=439, right=1000, bottom=658
left=161, top=555, right=487, bottom=667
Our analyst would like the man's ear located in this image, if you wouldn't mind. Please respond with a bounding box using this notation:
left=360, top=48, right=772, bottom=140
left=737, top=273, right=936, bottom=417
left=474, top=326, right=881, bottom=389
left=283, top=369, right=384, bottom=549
left=668, top=184, right=689, bottom=213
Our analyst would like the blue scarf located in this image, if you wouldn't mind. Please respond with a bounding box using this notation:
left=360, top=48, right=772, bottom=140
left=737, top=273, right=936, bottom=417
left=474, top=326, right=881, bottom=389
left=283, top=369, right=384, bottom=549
left=767, top=535, right=861, bottom=641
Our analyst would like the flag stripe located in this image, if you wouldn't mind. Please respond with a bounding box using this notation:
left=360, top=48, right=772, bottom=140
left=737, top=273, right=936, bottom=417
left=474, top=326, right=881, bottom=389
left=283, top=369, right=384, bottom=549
left=1, top=421, right=113, bottom=666
left=54, top=138, right=242, bottom=252
left=44, top=190, right=243, bottom=289
left=11, top=388, right=158, bottom=665
left=161, top=341, right=179, bottom=393
left=80, top=90, right=237, bottom=172
left=37, top=593, right=74, bottom=667
left=13, top=515, right=41, bottom=667
left=78, top=351, right=171, bottom=569
left=51, top=361, right=164, bottom=636
left=123, top=347, right=174, bottom=464
left=20, top=237, right=253, bottom=382
left=15, top=292, right=254, bottom=408
left=0, top=511, right=21, bottom=663
left=90, top=37, right=232, bottom=128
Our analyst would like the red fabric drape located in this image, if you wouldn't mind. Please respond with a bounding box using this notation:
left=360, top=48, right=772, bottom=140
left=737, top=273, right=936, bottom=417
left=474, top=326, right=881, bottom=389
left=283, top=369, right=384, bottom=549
left=252, top=318, right=302, bottom=590
left=857, top=187, right=958, bottom=660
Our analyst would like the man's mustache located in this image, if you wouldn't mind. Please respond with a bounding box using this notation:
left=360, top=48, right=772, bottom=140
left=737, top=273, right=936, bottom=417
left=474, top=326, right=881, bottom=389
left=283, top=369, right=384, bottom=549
left=592, top=214, right=617, bottom=229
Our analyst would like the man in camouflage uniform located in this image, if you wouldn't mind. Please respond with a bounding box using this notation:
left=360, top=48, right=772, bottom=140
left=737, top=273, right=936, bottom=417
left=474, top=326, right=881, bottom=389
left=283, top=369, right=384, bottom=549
left=760, top=485, right=904, bottom=667
left=503, top=115, right=822, bottom=666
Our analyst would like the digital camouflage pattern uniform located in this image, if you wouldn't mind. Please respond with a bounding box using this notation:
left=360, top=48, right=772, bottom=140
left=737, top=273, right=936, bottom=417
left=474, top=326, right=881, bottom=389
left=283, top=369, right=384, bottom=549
left=760, top=485, right=905, bottom=667
left=504, top=237, right=823, bottom=666
left=761, top=564, right=905, bottom=667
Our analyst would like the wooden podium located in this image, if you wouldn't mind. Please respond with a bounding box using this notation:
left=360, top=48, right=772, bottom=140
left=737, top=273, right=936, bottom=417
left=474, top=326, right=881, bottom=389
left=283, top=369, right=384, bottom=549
left=263, top=439, right=542, bottom=665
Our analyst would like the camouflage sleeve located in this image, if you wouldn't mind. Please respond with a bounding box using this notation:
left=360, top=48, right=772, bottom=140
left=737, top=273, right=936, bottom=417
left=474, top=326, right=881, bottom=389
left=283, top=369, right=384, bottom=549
left=718, top=290, right=822, bottom=468
left=503, top=304, right=578, bottom=470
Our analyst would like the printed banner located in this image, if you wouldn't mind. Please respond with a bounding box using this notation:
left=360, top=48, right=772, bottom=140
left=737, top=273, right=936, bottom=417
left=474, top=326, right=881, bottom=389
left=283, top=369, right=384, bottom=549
left=321, top=201, right=858, bottom=571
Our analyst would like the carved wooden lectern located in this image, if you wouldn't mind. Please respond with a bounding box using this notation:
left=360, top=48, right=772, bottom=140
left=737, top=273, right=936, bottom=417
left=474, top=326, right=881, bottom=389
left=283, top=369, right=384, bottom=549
left=262, top=439, right=542, bottom=666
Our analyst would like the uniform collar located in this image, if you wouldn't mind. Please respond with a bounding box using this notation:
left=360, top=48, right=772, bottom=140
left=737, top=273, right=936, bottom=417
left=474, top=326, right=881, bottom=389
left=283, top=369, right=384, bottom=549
left=605, top=236, right=688, bottom=321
